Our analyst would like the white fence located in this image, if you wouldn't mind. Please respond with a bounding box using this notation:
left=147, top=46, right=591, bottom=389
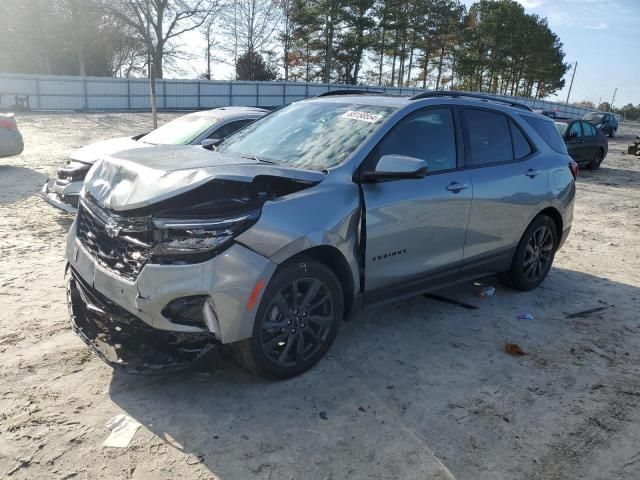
left=0, top=73, right=606, bottom=119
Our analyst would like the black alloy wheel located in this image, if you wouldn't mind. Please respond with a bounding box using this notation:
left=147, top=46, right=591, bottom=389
left=502, top=215, right=558, bottom=291
left=233, top=256, right=343, bottom=379
left=522, top=225, right=554, bottom=283
left=259, top=278, right=334, bottom=368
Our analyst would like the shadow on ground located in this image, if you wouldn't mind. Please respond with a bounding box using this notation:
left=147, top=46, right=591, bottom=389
left=108, top=267, right=640, bottom=480
left=0, top=165, right=47, bottom=204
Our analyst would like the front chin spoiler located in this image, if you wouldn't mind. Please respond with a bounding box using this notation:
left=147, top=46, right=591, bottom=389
left=67, top=268, right=217, bottom=374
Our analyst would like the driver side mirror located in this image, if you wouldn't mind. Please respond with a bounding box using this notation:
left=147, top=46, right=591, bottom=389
left=360, top=154, right=428, bottom=182
left=201, top=138, right=223, bottom=150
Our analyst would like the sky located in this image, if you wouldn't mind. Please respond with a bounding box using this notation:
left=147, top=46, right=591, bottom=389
left=486, top=0, right=640, bottom=107
left=177, top=0, right=640, bottom=107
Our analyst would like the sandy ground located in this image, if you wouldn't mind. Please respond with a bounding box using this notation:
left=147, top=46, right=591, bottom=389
left=1, top=112, right=639, bottom=480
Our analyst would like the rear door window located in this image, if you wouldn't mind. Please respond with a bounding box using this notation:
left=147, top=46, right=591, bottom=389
left=581, top=122, right=596, bottom=137
left=372, top=107, right=457, bottom=172
left=568, top=122, right=582, bottom=139
left=463, top=108, right=513, bottom=165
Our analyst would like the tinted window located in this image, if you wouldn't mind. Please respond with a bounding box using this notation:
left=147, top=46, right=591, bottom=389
left=581, top=122, right=596, bottom=136
left=522, top=115, right=568, bottom=154
left=510, top=120, right=533, bottom=159
left=463, top=109, right=513, bottom=165
left=210, top=119, right=253, bottom=139
left=568, top=122, right=582, bottom=138
left=373, top=108, right=456, bottom=172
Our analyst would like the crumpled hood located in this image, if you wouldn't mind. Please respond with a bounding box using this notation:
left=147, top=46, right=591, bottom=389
left=70, top=136, right=148, bottom=164
left=84, top=145, right=325, bottom=211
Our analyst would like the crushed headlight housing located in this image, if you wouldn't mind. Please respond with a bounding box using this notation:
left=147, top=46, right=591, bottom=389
left=150, top=209, right=260, bottom=265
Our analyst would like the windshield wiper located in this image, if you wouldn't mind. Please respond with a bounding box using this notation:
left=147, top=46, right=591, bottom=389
left=240, top=154, right=277, bottom=165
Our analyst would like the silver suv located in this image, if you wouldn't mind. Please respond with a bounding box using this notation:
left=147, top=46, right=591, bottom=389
left=65, top=91, right=576, bottom=379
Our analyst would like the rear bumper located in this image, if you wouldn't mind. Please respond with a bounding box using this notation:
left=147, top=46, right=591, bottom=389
left=40, top=179, right=82, bottom=214
left=67, top=268, right=217, bottom=374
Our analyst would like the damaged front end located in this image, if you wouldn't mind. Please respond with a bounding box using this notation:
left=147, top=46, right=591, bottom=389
left=67, top=267, right=217, bottom=374
left=67, top=157, right=323, bottom=373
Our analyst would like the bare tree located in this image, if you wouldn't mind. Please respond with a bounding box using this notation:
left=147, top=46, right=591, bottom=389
left=101, top=0, right=216, bottom=78
left=221, top=0, right=281, bottom=71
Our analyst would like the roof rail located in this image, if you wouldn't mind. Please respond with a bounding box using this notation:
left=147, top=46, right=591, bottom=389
left=316, top=89, right=385, bottom=97
left=410, top=90, right=533, bottom=111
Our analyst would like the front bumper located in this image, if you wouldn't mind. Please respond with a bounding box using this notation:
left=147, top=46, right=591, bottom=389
left=40, top=179, right=82, bottom=214
left=67, top=220, right=277, bottom=345
left=68, top=268, right=217, bottom=373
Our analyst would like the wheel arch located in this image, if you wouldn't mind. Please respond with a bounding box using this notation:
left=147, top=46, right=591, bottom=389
left=290, top=245, right=356, bottom=321
left=538, top=207, right=563, bottom=246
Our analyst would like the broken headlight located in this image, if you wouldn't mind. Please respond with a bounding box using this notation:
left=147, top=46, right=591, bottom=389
left=150, top=210, right=260, bottom=264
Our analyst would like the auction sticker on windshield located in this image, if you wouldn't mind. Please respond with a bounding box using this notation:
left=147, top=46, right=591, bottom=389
left=340, top=111, right=384, bottom=123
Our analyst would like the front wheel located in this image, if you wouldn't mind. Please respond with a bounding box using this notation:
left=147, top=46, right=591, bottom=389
left=502, top=215, right=557, bottom=291
left=233, top=256, right=343, bottom=379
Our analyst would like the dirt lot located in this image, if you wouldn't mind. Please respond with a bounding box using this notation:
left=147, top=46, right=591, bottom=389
left=1, top=112, right=639, bottom=480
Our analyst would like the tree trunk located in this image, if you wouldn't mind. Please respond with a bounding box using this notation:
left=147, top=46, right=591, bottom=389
left=435, top=46, right=445, bottom=90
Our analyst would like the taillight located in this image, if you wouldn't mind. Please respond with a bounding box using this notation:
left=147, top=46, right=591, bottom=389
left=0, top=118, right=18, bottom=131
left=569, top=159, right=578, bottom=179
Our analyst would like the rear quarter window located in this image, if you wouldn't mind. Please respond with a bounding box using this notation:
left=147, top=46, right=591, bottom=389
left=521, top=115, right=568, bottom=155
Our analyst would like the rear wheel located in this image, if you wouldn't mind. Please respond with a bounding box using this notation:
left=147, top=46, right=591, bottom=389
left=233, top=256, right=343, bottom=379
left=502, top=215, right=557, bottom=291
left=589, top=149, right=604, bottom=170
left=608, top=127, right=616, bottom=138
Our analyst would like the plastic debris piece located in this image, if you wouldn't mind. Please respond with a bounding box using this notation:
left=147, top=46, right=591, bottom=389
left=103, top=414, right=141, bottom=448
left=566, top=305, right=613, bottom=319
left=479, top=286, right=496, bottom=297
left=517, top=313, right=534, bottom=321
left=504, top=343, right=526, bottom=356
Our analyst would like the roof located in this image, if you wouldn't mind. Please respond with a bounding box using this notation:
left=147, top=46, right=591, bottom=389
left=304, top=92, right=540, bottom=116
left=190, top=106, right=269, bottom=119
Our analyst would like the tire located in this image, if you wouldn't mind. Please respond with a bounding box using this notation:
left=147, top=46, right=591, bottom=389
left=609, top=128, right=616, bottom=138
left=589, top=149, right=604, bottom=170
left=233, top=255, right=343, bottom=379
left=502, top=215, right=558, bottom=291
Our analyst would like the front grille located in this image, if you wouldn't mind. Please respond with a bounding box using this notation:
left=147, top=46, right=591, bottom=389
left=77, top=202, right=153, bottom=281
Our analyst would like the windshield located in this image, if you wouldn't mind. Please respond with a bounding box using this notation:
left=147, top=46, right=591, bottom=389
left=582, top=113, right=604, bottom=122
left=555, top=122, right=568, bottom=135
left=139, top=114, right=217, bottom=145
left=217, top=101, right=396, bottom=171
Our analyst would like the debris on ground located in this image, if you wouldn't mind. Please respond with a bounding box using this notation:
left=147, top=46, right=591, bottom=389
left=423, top=293, right=478, bottom=310
left=479, top=286, right=496, bottom=297
left=504, top=343, right=526, bottom=356
left=566, top=304, right=614, bottom=319
left=517, top=313, right=534, bottom=321
left=103, top=414, right=142, bottom=448
left=319, top=411, right=328, bottom=420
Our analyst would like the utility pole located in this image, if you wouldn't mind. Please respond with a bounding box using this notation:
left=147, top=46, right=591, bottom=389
left=611, top=88, right=617, bottom=111
left=565, top=61, right=577, bottom=106
left=146, top=0, right=157, bottom=129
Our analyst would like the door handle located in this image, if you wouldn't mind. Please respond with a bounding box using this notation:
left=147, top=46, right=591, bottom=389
left=446, top=182, right=469, bottom=192
left=526, top=169, right=542, bottom=178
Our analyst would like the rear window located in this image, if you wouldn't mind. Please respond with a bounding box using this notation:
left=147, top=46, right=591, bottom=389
left=522, top=115, right=568, bottom=154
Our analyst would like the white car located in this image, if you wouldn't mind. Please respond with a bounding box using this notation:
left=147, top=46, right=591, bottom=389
left=41, top=107, right=267, bottom=213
